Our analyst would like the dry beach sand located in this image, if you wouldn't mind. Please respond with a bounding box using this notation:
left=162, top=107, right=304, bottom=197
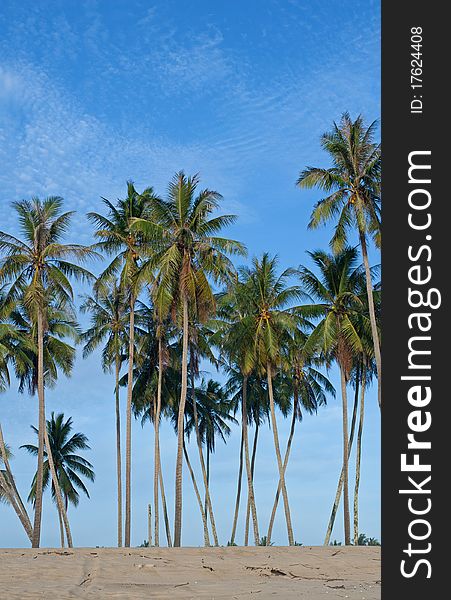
left=0, top=546, right=380, bottom=599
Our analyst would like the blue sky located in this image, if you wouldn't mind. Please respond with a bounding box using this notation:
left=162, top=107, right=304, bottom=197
left=0, top=0, right=380, bottom=547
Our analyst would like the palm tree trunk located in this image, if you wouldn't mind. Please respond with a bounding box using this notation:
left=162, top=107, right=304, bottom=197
left=230, top=429, right=244, bottom=545
left=191, top=361, right=219, bottom=546
left=359, top=229, right=381, bottom=408
left=340, top=365, right=351, bottom=545
left=267, top=363, right=294, bottom=545
left=182, top=440, right=211, bottom=546
left=43, top=427, right=73, bottom=547
left=32, top=307, right=46, bottom=548
left=174, top=295, right=189, bottom=547
left=244, top=421, right=259, bottom=546
left=353, top=361, right=366, bottom=545
left=154, top=336, right=163, bottom=547
left=0, top=424, right=33, bottom=541
left=115, top=356, right=123, bottom=548
left=158, top=457, right=172, bottom=547
left=124, top=294, right=135, bottom=547
left=57, top=503, right=65, bottom=548
left=267, top=385, right=298, bottom=544
left=148, top=504, right=152, bottom=547
left=0, top=470, right=33, bottom=542
left=242, top=375, right=260, bottom=545
left=324, top=369, right=360, bottom=545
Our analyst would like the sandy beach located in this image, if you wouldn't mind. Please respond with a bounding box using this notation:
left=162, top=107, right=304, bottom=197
left=0, top=546, right=380, bottom=599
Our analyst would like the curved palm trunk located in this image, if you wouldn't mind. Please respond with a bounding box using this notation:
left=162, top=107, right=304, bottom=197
left=0, top=470, right=33, bottom=542
left=244, top=421, right=259, bottom=546
left=182, top=440, right=211, bottom=546
left=174, top=296, right=189, bottom=547
left=0, top=425, right=33, bottom=541
left=353, top=362, right=366, bottom=545
left=158, top=457, right=172, bottom=547
left=44, top=427, right=73, bottom=547
left=230, top=429, right=244, bottom=545
left=324, top=371, right=360, bottom=545
left=242, top=375, right=260, bottom=545
left=124, top=294, right=135, bottom=547
left=154, top=336, right=163, bottom=547
left=32, top=308, right=46, bottom=548
left=115, top=356, right=123, bottom=548
left=267, top=386, right=298, bottom=544
left=191, top=363, right=219, bottom=546
left=359, top=229, right=381, bottom=408
left=340, top=365, right=351, bottom=545
left=267, top=364, right=294, bottom=546
left=57, top=503, right=65, bottom=548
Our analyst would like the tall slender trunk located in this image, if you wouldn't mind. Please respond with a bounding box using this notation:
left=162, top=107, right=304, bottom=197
left=340, top=365, right=351, bottom=545
left=267, top=364, right=294, bottom=545
left=174, top=296, right=189, bottom=547
left=230, top=429, right=244, bottom=545
left=267, top=383, right=298, bottom=544
left=242, top=375, right=259, bottom=545
left=154, top=336, right=163, bottom=547
left=44, top=428, right=73, bottom=547
left=148, top=504, right=152, bottom=547
left=32, top=308, right=45, bottom=548
left=124, top=294, right=135, bottom=547
left=244, top=421, right=259, bottom=546
left=324, top=369, right=360, bottom=545
left=182, top=440, right=210, bottom=546
left=57, top=503, right=65, bottom=548
left=115, top=356, right=123, bottom=548
left=0, top=470, right=33, bottom=542
left=158, top=456, right=172, bottom=547
left=353, top=361, right=366, bottom=545
left=359, top=228, right=381, bottom=408
left=191, top=360, right=219, bottom=545
left=0, top=424, right=33, bottom=541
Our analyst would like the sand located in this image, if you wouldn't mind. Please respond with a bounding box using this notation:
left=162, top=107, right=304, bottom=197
left=0, top=546, right=380, bottom=599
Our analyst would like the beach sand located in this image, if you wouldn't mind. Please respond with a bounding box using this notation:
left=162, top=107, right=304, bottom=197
left=0, top=546, right=380, bottom=599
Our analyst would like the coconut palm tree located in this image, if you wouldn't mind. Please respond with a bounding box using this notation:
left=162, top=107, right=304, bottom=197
left=187, top=321, right=221, bottom=546
left=266, top=327, right=333, bottom=543
left=224, top=369, right=268, bottom=546
left=212, top=283, right=261, bottom=546
left=0, top=197, right=96, bottom=547
left=297, top=113, right=381, bottom=407
left=130, top=172, right=246, bottom=546
left=242, top=254, right=304, bottom=546
left=126, top=298, right=173, bottom=547
left=88, top=182, right=156, bottom=547
left=186, top=378, right=236, bottom=527
left=299, top=247, right=369, bottom=545
left=80, top=282, right=130, bottom=547
left=21, top=412, right=94, bottom=547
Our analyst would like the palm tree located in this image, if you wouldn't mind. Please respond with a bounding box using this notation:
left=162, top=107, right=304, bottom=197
left=266, top=328, right=333, bottom=543
left=187, top=321, right=221, bottom=546
left=80, top=282, right=130, bottom=547
left=299, top=247, right=368, bottom=545
left=243, top=254, right=304, bottom=545
left=21, top=413, right=94, bottom=547
left=127, top=298, right=173, bottom=547
left=186, top=378, right=236, bottom=530
left=213, top=282, right=261, bottom=546
left=0, top=197, right=96, bottom=547
left=297, top=113, right=381, bottom=407
left=130, top=172, right=246, bottom=546
left=224, top=369, right=268, bottom=546
left=88, top=182, right=156, bottom=547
